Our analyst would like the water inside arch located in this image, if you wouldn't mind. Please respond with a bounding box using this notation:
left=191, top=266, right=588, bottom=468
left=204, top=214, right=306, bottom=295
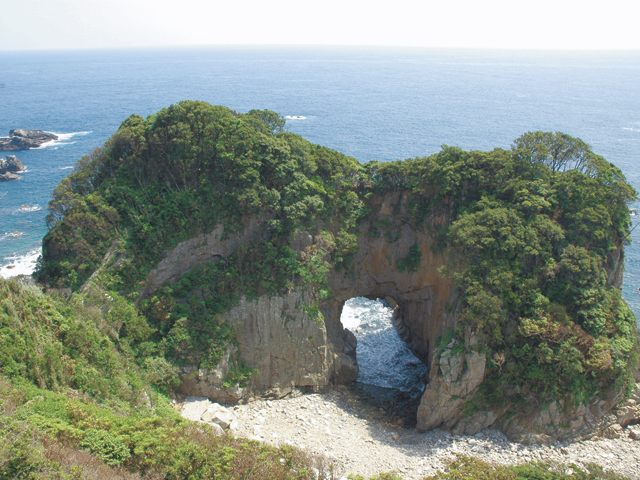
left=340, top=297, right=426, bottom=423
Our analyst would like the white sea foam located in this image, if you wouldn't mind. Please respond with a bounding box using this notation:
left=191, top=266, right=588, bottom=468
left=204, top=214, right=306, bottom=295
left=16, top=205, right=41, bottom=213
left=341, top=296, right=392, bottom=330
left=341, top=297, right=426, bottom=393
left=285, top=115, right=307, bottom=120
left=37, top=131, right=92, bottom=149
left=60, top=166, right=74, bottom=170
left=0, top=232, right=24, bottom=241
left=0, top=248, right=40, bottom=278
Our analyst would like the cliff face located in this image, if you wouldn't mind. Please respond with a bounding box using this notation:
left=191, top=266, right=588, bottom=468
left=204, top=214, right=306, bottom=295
left=325, top=192, right=457, bottom=370
left=143, top=192, right=458, bottom=402
left=151, top=192, right=638, bottom=441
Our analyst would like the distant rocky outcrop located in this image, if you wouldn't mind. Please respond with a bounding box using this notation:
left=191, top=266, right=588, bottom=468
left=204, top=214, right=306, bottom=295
left=0, top=155, right=25, bottom=181
left=0, top=129, right=57, bottom=151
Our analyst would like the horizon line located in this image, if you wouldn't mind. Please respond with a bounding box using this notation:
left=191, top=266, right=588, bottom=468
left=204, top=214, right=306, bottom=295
left=2, top=44, right=640, bottom=55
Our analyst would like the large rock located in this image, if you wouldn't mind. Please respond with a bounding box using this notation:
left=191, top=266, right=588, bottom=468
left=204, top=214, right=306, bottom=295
left=416, top=335, right=491, bottom=434
left=0, top=172, right=20, bottom=181
left=179, top=396, right=237, bottom=433
left=0, top=155, right=25, bottom=173
left=0, top=129, right=57, bottom=151
left=201, top=404, right=238, bottom=430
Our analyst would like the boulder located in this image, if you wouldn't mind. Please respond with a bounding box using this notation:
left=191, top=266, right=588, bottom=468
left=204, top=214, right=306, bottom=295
left=0, top=155, right=25, bottom=173
left=628, top=425, right=640, bottom=440
left=416, top=335, right=488, bottom=433
left=201, top=404, right=238, bottom=430
left=209, top=422, right=225, bottom=437
left=0, top=129, right=57, bottom=151
left=0, top=172, right=20, bottom=181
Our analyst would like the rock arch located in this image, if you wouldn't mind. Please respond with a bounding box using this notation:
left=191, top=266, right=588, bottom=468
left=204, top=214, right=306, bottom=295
left=174, top=192, right=471, bottom=428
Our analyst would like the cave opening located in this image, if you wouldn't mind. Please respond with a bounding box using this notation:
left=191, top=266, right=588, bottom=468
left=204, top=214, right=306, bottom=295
left=340, top=297, right=426, bottom=423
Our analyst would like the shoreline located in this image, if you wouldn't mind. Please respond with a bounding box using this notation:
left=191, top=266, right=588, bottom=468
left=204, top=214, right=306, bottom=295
left=179, top=385, right=640, bottom=479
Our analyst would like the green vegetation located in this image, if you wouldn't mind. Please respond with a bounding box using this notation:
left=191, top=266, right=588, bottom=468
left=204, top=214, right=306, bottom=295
left=395, top=244, right=422, bottom=273
left=365, top=135, right=638, bottom=410
left=0, top=377, right=320, bottom=479
left=0, top=277, right=325, bottom=479
left=423, top=456, right=630, bottom=480
left=37, top=102, right=362, bottom=372
left=35, top=101, right=638, bottom=425
left=0, top=277, right=150, bottom=406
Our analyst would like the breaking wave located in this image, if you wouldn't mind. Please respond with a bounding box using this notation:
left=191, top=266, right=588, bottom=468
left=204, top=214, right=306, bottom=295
left=16, top=205, right=41, bottom=213
left=0, top=248, right=40, bottom=279
left=341, top=297, right=426, bottom=394
left=37, top=131, right=92, bottom=149
left=0, top=232, right=23, bottom=241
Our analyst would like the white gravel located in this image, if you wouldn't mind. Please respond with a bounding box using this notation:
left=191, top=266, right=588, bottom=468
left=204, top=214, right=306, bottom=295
left=180, top=385, right=640, bottom=479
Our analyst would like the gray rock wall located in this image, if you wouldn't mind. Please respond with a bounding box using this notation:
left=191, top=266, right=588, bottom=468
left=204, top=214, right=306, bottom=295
left=176, top=290, right=356, bottom=403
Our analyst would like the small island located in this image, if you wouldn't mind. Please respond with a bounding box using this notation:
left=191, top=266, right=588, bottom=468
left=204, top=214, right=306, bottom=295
left=0, top=154, right=25, bottom=181
left=0, top=129, right=57, bottom=151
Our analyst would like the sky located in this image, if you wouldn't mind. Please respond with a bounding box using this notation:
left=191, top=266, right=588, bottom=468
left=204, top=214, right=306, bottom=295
left=1, top=0, right=639, bottom=52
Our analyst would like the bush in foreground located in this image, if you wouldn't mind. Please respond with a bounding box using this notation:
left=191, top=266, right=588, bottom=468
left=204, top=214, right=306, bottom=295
left=423, top=455, right=630, bottom=480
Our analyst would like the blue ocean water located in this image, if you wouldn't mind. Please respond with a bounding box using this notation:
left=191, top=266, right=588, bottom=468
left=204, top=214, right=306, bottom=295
left=341, top=297, right=426, bottom=395
left=1, top=46, right=640, bottom=319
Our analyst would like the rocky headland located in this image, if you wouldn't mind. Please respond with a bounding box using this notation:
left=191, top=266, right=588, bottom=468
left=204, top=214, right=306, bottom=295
left=36, top=102, right=640, bottom=476
left=0, top=129, right=57, bottom=151
left=0, top=154, right=25, bottom=181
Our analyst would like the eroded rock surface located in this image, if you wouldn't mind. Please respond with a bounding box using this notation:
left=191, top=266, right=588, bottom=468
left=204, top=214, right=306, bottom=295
left=176, top=290, right=356, bottom=403
left=417, top=336, right=490, bottom=434
left=0, top=172, right=20, bottom=181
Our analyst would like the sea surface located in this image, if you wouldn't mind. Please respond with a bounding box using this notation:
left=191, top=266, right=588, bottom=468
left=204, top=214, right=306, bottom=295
left=1, top=47, right=639, bottom=393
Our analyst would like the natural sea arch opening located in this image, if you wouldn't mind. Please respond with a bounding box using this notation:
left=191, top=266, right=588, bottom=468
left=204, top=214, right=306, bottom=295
left=339, top=296, right=427, bottom=424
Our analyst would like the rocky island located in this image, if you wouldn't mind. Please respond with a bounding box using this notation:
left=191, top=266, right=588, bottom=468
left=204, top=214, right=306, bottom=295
left=0, top=154, right=25, bottom=180
left=0, top=128, right=57, bottom=151
left=1, top=102, right=638, bottom=479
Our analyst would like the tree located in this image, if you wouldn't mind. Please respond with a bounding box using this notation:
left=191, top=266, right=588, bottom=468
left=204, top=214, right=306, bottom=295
left=511, top=131, right=592, bottom=173
left=246, top=109, right=286, bottom=134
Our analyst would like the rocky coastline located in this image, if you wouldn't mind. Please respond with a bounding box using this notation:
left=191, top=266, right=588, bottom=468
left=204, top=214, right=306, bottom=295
left=178, top=386, right=640, bottom=479
left=0, top=129, right=57, bottom=151
left=0, top=154, right=25, bottom=181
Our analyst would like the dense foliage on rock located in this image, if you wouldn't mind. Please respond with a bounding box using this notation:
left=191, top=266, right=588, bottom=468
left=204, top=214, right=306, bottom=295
left=36, top=101, right=639, bottom=416
left=365, top=137, right=638, bottom=408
